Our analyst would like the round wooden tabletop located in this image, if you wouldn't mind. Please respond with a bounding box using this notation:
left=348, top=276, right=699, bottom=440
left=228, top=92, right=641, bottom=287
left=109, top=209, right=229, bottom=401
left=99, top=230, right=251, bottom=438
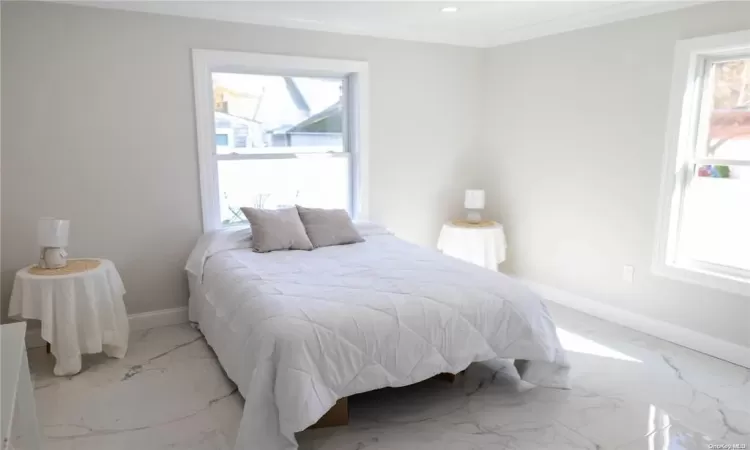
left=449, top=219, right=498, bottom=228
left=28, top=259, right=102, bottom=276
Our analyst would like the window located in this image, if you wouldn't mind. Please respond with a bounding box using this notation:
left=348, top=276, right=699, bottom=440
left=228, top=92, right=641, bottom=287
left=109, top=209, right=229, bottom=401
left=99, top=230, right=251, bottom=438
left=654, top=30, right=750, bottom=296
left=215, top=133, right=230, bottom=147
left=192, top=50, right=369, bottom=231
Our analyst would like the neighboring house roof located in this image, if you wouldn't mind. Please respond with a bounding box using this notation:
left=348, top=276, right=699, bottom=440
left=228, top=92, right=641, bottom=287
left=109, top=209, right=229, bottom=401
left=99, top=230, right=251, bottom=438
left=710, top=108, right=750, bottom=140
left=284, top=101, right=342, bottom=134
left=214, top=111, right=259, bottom=128
left=283, top=77, right=310, bottom=116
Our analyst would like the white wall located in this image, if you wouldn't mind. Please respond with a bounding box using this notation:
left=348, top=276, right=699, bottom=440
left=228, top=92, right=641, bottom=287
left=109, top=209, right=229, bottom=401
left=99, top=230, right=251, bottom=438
left=3, top=1, right=748, bottom=352
left=482, top=1, right=750, bottom=348
left=0, top=2, right=483, bottom=318
left=0, top=1, right=3, bottom=296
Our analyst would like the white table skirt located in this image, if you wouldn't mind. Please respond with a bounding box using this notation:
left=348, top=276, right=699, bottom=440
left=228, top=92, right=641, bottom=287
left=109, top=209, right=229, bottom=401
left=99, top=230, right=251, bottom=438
left=437, top=222, right=507, bottom=270
left=8, top=259, right=129, bottom=376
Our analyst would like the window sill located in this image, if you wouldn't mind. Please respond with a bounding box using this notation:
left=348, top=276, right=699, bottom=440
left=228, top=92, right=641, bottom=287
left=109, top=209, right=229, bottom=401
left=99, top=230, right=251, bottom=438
left=651, top=260, right=750, bottom=297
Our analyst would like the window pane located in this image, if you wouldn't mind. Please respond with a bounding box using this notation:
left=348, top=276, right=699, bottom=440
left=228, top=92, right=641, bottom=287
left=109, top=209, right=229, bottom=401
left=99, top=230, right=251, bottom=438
left=212, top=73, right=344, bottom=155
left=678, top=165, right=750, bottom=271
left=217, top=157, right=350, bottom=225
left=704, top=58, right=750, bottom=160
left=215, top=134, right=229, bottom=147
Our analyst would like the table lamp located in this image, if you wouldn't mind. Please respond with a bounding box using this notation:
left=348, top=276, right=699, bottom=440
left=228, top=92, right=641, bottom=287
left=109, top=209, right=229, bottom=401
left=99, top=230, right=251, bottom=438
left=38, top=218, right=70, bottom=269
left=464, top=189, right=485, bottom=224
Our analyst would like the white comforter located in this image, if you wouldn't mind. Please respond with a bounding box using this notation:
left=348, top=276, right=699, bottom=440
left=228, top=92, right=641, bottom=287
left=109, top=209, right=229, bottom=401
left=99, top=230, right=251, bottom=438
left=186, top=225, right=570, bottom=450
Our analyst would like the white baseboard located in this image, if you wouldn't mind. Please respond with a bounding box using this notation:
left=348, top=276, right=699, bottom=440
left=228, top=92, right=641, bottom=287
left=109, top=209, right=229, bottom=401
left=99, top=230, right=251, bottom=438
left=25, top=306, right=190, bottom=349
left=25, top=328, right=48, bottom=349
left=128, top=306, right=189, bottom=331
left=24, top=285, right=750, bottom=370
left=523, top=280, right=750, bottom=369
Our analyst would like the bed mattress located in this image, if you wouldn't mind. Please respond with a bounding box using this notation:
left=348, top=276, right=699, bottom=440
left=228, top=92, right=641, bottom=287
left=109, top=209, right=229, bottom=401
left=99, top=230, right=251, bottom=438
left=186, top=225, right=569, bottom=450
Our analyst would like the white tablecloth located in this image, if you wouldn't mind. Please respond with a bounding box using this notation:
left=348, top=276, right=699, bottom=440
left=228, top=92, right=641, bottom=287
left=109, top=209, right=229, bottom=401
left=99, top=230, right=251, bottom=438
left=437, top=221, right=507, bottom=270
left=8, top=259, right=129, bottom=376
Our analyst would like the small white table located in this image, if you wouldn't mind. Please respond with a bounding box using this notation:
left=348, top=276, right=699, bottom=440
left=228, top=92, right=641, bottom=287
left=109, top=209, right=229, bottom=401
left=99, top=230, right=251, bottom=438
left=8, top=259, right=129, bottom=376
left=1, top=322, right=41, bottom=450
left=437, top=220, right=507, bottom=270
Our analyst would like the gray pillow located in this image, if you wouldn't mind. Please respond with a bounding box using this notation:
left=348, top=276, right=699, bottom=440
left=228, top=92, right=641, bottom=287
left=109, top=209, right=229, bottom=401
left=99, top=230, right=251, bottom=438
left=240, top=207, right=313, bottom=253
left=296, top=205, right=364, bottom=248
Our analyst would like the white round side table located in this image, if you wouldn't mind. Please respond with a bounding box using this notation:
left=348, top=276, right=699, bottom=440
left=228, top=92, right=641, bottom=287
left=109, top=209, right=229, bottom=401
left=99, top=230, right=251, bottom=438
left=8, top=259, right=129, bottom=376
left=437, top=220, right=507, bottom=271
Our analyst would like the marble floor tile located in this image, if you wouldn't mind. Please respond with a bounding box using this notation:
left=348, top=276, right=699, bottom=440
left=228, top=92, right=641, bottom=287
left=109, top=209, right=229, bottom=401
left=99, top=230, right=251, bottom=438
left=28, top=304, right=750, bottom=450
left=30, top=324, right=243, bottom=450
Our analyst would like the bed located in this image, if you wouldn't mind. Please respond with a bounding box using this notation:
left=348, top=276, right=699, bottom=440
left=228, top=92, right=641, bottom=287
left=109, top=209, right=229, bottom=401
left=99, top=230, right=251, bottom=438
left=185, top=223, right=570, bottom=450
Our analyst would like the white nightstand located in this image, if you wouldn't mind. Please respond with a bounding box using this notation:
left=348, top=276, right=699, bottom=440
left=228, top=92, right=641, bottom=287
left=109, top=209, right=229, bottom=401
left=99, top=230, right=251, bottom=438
left=437, top=220, right=507, bottom=271
left=8, top=259, right=129, bottom=376
left=1, top=322, right=42, bottom=450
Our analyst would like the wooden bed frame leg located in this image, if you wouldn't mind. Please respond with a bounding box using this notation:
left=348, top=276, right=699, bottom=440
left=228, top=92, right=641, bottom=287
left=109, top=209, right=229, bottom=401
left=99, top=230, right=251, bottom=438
left=437, top=369, right=466, bottom=384
left=310, top=397, right=349, bottom=429
left=308, top=371, right=466, bottom=430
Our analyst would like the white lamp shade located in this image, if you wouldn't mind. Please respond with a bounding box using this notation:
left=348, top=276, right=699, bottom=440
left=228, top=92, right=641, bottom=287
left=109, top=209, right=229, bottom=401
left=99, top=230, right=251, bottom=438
left=464, top=189, right=485, bottom=210
left=38, top=218, right=70, bottom=247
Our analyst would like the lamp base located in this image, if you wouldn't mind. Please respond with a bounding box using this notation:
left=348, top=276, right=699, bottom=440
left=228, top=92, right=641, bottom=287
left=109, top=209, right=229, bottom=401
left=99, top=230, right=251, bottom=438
left=39, top=247, right=68, bottom=269
left=466, top=210, right=482, bottom=224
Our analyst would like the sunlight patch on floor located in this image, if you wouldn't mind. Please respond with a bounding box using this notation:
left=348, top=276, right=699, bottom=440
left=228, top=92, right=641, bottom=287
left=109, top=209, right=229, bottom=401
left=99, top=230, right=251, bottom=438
left=648, top=403, right=672, bottom=450
left=556, top=328, right=642, bottom=362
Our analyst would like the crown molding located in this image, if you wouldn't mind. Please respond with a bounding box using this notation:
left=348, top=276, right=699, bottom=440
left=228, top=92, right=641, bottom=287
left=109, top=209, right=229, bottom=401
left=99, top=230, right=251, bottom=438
left=64, top=1, right=711, bottom=48
left=484, top=1, right=714, bottom=48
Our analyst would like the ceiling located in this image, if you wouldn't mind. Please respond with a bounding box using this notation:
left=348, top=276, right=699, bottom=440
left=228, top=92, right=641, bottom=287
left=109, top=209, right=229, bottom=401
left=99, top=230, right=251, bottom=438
left=71, top=1, right=707, bottom=48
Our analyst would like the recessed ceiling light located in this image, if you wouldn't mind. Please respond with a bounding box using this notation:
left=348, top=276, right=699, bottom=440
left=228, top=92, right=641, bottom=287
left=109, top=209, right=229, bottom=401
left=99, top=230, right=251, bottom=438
left=441, top=6, right=458, bottom=13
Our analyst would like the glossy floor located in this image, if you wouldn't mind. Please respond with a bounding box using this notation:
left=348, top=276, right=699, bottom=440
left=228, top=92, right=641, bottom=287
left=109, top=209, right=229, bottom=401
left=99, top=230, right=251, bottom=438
left=30, top=303, right=750, bottom=450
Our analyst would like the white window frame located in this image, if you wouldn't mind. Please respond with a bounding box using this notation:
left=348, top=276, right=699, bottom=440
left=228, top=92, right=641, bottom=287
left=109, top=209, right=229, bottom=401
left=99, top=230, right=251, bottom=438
left=191, top=49, right=369, bottom=232
left=653, top=29, right=750, bottom=297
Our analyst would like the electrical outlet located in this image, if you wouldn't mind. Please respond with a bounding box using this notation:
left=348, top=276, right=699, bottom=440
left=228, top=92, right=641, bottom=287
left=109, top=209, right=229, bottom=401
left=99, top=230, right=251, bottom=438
left=622, top=265, right=634, bottom=283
